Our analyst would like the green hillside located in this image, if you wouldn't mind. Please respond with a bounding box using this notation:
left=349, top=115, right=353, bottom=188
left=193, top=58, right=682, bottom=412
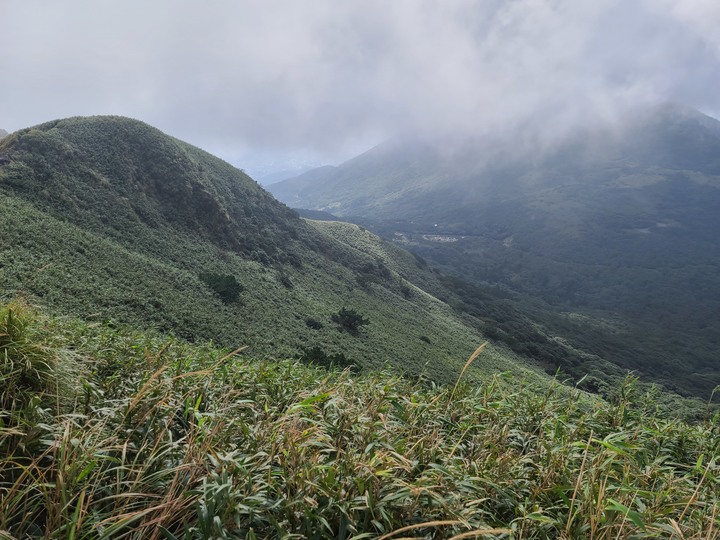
left=0, top=115, right=537, bottom=384
left=269, top=105, right=720, bottom=399
left=1, top=115, right=718, bottom=539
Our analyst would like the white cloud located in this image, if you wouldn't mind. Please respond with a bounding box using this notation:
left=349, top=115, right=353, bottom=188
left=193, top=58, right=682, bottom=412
left=1, top=0, right=718, bottom=165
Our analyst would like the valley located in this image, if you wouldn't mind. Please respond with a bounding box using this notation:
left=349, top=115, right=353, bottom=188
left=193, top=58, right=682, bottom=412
left=271, top=104, right=720, bottom=400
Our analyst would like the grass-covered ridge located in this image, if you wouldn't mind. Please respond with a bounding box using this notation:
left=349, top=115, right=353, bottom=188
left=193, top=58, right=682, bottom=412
left=3, top=114, right=711, bottom=409
left=0, top=115, right=538, bottom=384
left=2, top=300, right=718, bottom=539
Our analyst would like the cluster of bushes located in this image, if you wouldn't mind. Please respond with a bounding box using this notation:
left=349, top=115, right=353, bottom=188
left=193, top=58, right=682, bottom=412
left=297, top=345, right=359, bottom=372
left=199, top=272, right=243, bottom=303
left=332, top=307, right=370, bottom=336
left=355, top=260, right=392, bottom=289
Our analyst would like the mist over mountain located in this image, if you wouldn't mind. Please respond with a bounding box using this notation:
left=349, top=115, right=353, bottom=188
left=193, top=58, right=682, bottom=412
left=0, top=128, right=8, bottom=140
left=257, top=165, right=319, bottom=186
left=269, top=103, right=720, bottom=397
left=271, top=103, right=720, bottom=215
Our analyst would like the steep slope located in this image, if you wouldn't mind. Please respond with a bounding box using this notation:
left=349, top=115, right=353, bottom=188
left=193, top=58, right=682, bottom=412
left=269, top=104, right=720, bottom=398
left=0, top=115, right=538, bottom=384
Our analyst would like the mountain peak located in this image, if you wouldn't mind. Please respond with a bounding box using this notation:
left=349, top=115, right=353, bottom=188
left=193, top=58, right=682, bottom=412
left=1, top=114, right=528, bottom=386
left=2, top=115, right=298, bottom=254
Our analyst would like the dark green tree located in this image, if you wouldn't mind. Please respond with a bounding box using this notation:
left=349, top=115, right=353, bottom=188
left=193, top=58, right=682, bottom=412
left=331, top=307, right=370, bottom=336
left=199, top=272, right=243, bottom=304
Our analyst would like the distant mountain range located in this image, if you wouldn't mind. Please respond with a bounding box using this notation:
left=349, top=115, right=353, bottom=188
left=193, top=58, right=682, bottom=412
left=269, top=104, right=720, bottom=397
left=271, top=103, right=720, bottom=219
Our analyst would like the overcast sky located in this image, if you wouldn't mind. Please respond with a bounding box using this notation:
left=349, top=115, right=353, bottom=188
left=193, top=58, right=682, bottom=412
left=2, top=0, right=719, bottom=177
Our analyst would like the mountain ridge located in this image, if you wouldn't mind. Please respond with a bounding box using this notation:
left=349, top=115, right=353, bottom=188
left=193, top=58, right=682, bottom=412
left=268, top=104, right=720, bottom=398
left=270, top=103, right=720, bottom=219
left=0, top=115, right=541, bottom=385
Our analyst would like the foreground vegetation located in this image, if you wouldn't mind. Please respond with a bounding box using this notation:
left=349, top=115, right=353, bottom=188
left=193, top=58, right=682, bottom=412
left=2, top=300, right=719, bottom=539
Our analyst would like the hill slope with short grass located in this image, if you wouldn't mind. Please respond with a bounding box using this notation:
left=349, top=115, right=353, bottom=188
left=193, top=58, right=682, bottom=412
left=269, top=104, right=720, bottom=398
left=0, top=115, right=538, bottom=384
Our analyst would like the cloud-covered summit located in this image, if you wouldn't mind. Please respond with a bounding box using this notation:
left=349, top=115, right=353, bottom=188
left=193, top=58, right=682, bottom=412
left=1, top=1, right=719, bottom=168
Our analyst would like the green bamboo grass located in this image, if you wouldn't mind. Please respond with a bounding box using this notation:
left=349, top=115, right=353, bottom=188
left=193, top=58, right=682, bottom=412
left=1, top=302, right=718, bottom=539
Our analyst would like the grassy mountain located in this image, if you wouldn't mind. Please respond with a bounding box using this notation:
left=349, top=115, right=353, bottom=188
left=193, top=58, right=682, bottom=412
left=0, top=115, right=541, bottom=385
left=269, top=104, right=720, bottom=398
left=2, top=116, right=718, bottom=538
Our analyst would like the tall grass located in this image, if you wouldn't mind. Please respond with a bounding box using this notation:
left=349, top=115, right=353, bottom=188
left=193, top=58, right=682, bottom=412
left=1, top=302, right=718, bottom=538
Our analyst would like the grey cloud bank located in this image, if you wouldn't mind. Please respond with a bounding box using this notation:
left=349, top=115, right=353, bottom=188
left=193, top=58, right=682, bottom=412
left=1, top=0, right=719, bottom=173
